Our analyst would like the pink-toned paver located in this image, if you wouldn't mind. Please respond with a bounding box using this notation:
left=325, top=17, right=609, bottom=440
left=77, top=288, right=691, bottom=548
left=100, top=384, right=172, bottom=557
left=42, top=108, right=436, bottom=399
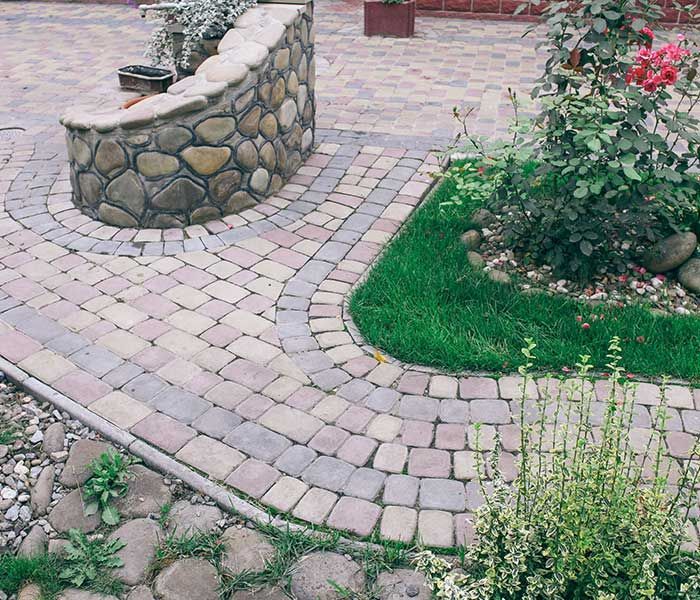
left=0, top=0, right=697, bottom=548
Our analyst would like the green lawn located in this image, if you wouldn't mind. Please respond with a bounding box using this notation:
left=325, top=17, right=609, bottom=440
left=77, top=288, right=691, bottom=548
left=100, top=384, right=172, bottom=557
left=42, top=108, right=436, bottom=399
left=349, top=174, right=700, bottom=382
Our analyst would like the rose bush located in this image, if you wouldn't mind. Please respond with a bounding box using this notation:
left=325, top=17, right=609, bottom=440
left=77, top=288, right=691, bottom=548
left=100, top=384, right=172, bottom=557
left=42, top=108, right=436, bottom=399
left=461, top=0, right=700, bottom=281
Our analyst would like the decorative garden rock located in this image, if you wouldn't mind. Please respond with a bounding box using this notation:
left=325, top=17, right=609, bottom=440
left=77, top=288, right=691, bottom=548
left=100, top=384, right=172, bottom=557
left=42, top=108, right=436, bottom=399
left=166, top=500, right=223, bottom=534
left=220, top=526, right=275, bottom=575
left=678, top=257, right=700, bottom=294
left=153, top=558, right=219, bottom=600
left=461, top=230, right=481, bottom=250
left=290, top=551, right=366, bottom=600
left=58, top=439, right=115, bottom=488
left=108, top=518, right=162, bottom=585
left=375, top=570, right=431, bottom=600
left=48, top=489, right=101, bottom=533
left=112, top=465, right=172, bottom=519
left=467, top=251, right=485, bottom=269
left=488, top=269, right=512, bottom=284
left=470, top=207, right=497, bottom=228
left=60, top=2, right=315, bottom=229
left=643, top=232, right=697, bottom=273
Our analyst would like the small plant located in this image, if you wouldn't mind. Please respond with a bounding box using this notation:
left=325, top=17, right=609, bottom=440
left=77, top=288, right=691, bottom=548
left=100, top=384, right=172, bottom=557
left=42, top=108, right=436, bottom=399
left=0, top=417, right=18, bottom=445
left=59, top=529, right=125, bottom=590
left=83, top=451, right=137, bottom=526
left=0, top=553, right=64, bottom=600
left=414, top=338, right=700, bottom=599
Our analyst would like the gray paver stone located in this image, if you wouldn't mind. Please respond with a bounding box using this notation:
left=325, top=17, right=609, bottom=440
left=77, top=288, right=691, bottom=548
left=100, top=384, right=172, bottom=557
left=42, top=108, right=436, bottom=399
left=302, top=456, right=355, bottom=491
left=419, top=478, right=466, bottom=511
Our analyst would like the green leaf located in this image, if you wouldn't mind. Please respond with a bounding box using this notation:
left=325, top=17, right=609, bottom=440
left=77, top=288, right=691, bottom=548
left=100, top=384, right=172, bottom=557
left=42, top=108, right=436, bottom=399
left=102, top=505, right=120, bottom=526
left=580, top=240, right=594, bottom=256
left=623, top=166, right=642, bottom=181
left=619, top=153, right=636, bottom=166
left=84, top=501, right=99, bottom=516
left=587, top=137, right=602, bottom=152
left=573, top=186, right=589, bottom=198
left=592, top=18, right=607, bottom=32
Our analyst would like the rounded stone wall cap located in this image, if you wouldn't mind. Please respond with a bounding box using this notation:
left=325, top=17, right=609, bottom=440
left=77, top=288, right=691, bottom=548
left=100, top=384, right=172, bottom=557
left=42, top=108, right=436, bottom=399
left=204, top=61, right=249, bottom=86
left=183, top=79, right=228, bottom=98
left=196, top=54, right=227, bottom=76
left=240, top=21, right=286, bottom=51
left=218, top=29, right=246, bottom=53
left=235, top=6, right=270, bottom=27
left=222, top=41, right=269, bottom=69
left=168, top=76, right=200, bottom=95
left=92, top=111, right=123, bottom=133
left=155, top=94, right=208, bottom=119
left=120, top=106, right=156, bottom=130
left=265, top=5, right=304, bottom=26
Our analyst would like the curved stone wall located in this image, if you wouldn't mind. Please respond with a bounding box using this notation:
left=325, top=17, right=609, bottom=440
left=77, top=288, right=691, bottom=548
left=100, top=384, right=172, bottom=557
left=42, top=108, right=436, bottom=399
left=60, top=2, right=315, bottom=229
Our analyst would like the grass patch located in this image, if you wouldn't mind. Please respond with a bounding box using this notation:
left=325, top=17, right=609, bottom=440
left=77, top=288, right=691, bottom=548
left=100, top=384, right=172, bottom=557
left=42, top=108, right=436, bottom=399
left=349, top=174, right=700, bottom=381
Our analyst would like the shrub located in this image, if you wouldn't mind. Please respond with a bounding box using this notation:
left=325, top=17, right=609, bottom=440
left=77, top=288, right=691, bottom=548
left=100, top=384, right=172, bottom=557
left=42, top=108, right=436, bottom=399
left=459, top=0, right=700, bottom=280
left=414, top=338, right=700, bottom=599
left=145, top=0, right=256, bottom=68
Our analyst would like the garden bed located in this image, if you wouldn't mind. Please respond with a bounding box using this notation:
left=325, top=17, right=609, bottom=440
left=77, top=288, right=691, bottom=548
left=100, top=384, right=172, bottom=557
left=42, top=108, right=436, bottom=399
left=349, top=173, right=700, bottom=381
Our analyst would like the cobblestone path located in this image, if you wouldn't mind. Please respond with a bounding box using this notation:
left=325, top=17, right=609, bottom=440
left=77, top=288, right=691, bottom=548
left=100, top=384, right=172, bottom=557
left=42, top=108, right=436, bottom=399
left=1, top=1, right=697, bottom=546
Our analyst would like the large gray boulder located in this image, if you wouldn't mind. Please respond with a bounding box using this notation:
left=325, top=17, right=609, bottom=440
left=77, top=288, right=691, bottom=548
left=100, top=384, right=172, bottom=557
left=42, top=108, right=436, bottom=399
left=678, top=257, right=700, bottom=294
left=290, top=552, right=366, bottom=600
left=643, top=232, right=697, bottom=273
left=48, top=489, right=101, bottom=533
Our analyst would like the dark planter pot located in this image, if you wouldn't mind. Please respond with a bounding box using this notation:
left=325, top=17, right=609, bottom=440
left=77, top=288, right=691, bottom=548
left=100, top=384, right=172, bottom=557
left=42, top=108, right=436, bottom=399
left=364, top=0, right=416, bottom=37
left=117, top=65, right=174, bottom=93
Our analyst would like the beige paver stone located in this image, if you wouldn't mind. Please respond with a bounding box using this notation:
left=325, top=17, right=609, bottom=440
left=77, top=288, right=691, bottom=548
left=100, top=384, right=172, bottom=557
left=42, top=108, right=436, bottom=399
left=259, top=404, right=323, bottom=443
left=380, top=506, right=417, bottom=542
left=90, top=391, right=153, bottom=428
left=19, top=350, right=75, bottom=383
left=292, top=487, right=338, bottom=524
left=175, top=436, right=244, bottom=479
left=98, top=330, right=149, bottom=359
left=98, top=303, right=148, bottom=329
left=366, top=415, right=402, bottom=442
left=417, top=510, right=454, bottom=547
left=261, top=476, right=308, bottom=512
left=156, top=330, right=209, bottom=359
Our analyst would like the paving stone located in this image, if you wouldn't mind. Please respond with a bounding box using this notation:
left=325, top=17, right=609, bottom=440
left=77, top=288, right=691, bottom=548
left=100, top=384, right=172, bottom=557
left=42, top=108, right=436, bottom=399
left=302, top=456, right=355, bottom=491
left=399, top=396, right=439, bottom=421
left=435, top=424, right=466, bottom=450
left=131, top=412, right=196, bottom=453
left=225, top=421, right=291, bottom=462
left=470, top=399, right=511, bottom=424
left=372, top=443, right=407, bottom=473
left=459, top=376, right=499, bottom=399
left=261, top=475, right=309, bottom=511
left=379, top=506, right=417, bottom=542
left=417, top=510, right=454, bottom=547
left=327, top=496, right=381, bottom=536
left=429, top=375, right=458, bottom=398
left=259, top=404, right=323, bottom=443
left=59, top=439, right=115, bottom=487
left=408, top=448, right=450, bottom=478
left=343, top=467, right=386, bottom=500
left=108, top=518, right=161, bottom=585
left=58, top=590, right=119, bottom=600
left=153, top=558, right=219, bottom=600
left=291, top=552, right=366, bottom=600
left=191, top=406, right=242, bottom=439
left=336, top=435, right=377, bottom=466
left=113, top=465, right=172, bottom=518
left=365, top=387, right=400, bottom=412
left=151, top=387, right=210, bottom=424
left=127, top=586, right=155, bottom=600
left=419, top=478, right=466, bottom=511
left=176, top=435, right=245, bottom=479
left=274, top=444, right=317, bottom=476
left=226, top=458, right=280, bottom=497
left=438, top=399, right=470, bottom=423
left=454, top=513, right=476, bottom=546
left=221, top=526, right=275, bottom=575
left=292, top=487, right=338, bottom=523
left=90, top=391, right=153, bottom=428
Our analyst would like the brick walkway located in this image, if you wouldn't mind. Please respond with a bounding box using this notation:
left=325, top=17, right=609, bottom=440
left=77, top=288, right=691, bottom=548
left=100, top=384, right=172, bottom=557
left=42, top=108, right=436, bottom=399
left=1, top=1, right=698, bottom=547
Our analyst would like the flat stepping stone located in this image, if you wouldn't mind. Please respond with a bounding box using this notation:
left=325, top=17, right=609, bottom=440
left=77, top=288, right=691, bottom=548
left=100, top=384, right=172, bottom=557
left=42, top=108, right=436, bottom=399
left=58, top=590, right=119, bottom=600
left=166, top=500, right=223, bottom=534
left=59, top=439, right=115, bottom=488
left=376, top=570, right=430, bottom=600
left=48, top=488, right=101, bottom=533
left=221, top=526, right=275, bottom=575
left=108, top=518, right=162, bottom=585
left=18, top=584, right=41, bottom=600
left=127, top=586, right=155, bottom=600
left=290, top=551, right=366, bottom=600
left=153, top=558, right=219, bottom=600
left=230, top=587, right=289, bottom=600
left=113, top=465, right=171, bottom=519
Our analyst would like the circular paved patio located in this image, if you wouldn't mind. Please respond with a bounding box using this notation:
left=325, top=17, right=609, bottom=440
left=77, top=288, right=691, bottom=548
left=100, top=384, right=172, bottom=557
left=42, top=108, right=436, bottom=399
left=1, top=0, right=698, bottom=547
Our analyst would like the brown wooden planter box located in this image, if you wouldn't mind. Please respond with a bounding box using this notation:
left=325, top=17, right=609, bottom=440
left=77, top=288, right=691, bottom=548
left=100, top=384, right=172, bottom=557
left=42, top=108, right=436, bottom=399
left=364, top=0, right=416, bottom=37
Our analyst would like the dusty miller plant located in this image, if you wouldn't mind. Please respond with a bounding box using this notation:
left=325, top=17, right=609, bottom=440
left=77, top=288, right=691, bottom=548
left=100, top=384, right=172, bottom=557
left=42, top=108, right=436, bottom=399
left=458, top=0, right=700, bottom=280
left=145, top=0, right=257, bottom=68
left=414, top=338, right=700, bottom=599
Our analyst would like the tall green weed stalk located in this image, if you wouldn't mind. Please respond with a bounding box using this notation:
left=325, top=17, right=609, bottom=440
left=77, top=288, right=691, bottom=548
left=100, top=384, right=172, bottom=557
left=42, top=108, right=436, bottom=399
left=415, top=338, right=700, bottom=599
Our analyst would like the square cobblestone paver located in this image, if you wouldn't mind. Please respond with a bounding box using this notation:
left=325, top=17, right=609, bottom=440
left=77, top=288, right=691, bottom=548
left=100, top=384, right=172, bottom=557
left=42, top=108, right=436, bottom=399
left=131, top=412, right=197, bottom=453
left=292, top=487, right=338, bottom=524
left=326, top=497, right=381, bottom=537
left=226, top=459, right=281, bottom=498
left=89, top=391, right=153, bottom=429
left=380, top=506, right=417, bottom=542
left=176, top=435, right=245, bottom=480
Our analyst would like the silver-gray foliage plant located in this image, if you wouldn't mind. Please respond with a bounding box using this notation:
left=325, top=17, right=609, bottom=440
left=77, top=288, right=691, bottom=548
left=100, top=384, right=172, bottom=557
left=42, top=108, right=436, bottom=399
left=415, top=337, right=700, bottom=599
left=145, top=0, right=257, bottom=68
